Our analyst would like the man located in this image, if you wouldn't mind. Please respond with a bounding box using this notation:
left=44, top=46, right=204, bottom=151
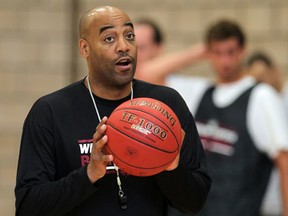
left=169, top=20, right=288, bottom=216
left=15, top=6, right=210, bottom=216
left=134, top=18, right=206, bottom=86
left=245, top=52, right=284, bottom=93
left=134, top=19, right=164, bottom=68
left=245, top=52, right=285, bottom=215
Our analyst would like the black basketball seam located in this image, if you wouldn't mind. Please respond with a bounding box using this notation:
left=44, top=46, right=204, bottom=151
left=106, top=144, right=175, bottom=170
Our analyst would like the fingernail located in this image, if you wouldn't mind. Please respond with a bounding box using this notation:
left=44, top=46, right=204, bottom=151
left=101, top=124, right=106, bottom=130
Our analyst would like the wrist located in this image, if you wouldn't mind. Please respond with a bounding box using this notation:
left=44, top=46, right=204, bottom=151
left=87, top=163, right=103, bottom=183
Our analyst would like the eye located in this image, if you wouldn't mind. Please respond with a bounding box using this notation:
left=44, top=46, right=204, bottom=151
left=105, top=36, right=115, bottom=43
left=126, top=32, right=135, bottom=41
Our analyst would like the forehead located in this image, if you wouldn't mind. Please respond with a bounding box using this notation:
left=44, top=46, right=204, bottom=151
left=208, top=37, right=242, bottom=50
left=89, top=8, right=132, bottom=33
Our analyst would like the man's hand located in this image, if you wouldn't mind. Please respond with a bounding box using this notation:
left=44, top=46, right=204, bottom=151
left=87, top=117, right=113, bottom=183
left=165, top=129, right=185, bottom=171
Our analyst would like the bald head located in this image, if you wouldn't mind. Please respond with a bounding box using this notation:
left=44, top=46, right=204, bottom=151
left=79, top=6, right=131, bottom=39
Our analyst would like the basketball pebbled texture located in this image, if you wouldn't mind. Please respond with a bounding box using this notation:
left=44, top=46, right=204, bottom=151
left=105, top=97, right=182, bottom=176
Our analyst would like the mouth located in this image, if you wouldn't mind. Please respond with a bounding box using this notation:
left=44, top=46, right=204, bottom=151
left=115, top=57, right=133, bottom=71
left=116, top=57, right=132, bottom=67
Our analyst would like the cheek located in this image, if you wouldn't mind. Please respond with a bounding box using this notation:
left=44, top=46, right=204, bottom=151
left=208, top=55, right=222, bottom=68
left=89, top=51, right=112, bottom=72
left=91, top=48, right=109, bottom=63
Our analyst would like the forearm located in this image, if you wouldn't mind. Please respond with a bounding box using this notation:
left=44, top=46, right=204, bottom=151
left=156, top=162, right=210, bottom=214
left=274, top=151, right=288, bottom=216
left=136, top=44, right=206, bottom=85
left=148, top=44, right=205, bottom=75
left=16, top=166, right=96, bottom=216
left=280, top=171, right=288, bottom=216
left=156, top=97, right=211, bottom=214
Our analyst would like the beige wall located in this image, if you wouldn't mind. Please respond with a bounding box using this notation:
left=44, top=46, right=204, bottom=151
left=1, top=0, right=288, bottom=215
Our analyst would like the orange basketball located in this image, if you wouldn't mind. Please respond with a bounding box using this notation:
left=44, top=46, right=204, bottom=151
left=105, top=97, right=182, bottom=176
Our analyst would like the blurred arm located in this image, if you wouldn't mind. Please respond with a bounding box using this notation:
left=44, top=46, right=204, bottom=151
left=135, top=44, right=207, bottom=85
left=274, top=151, right=288, bottom=216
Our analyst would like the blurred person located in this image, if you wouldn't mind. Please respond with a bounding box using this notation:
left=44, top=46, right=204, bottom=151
left=134, top=18, right=209, bottom=216
left=14, top=6, right=211, bottom=216
left=134, top=18, right=207, bottom=86
left=245, top=51, right=288, bottom=119
left=245, top=51, right=287, bottom=216
left=169, top=19, right=288, bottom=216
left=137, top=19, right=212, bottom=215
left=245, top=52, right=284, bottom=93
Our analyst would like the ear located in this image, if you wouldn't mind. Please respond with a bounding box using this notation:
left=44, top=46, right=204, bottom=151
left=79, top=39, right=89, bottom=58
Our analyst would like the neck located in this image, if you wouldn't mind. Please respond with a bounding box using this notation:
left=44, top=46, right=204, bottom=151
left=85, top=76, right=133, bottom=100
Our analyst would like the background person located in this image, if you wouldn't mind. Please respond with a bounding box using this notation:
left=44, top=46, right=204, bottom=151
left=134, top=17, right=210, bottom=216
left=245, top=52, right=284, bottom=93
left=14, top=6, right=211, bottom=216
left=245, top=51, right=287, bottom=216
left=245, top=51, right=288, bottom=119
left=169, top=19, right=288, bottom=216
left=134, top=18, right=207, bottom=86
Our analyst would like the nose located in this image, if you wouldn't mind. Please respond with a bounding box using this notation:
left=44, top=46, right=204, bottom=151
left=116, top=36, right=129, bottom=53
left=217, top=52, right=232, bottom=66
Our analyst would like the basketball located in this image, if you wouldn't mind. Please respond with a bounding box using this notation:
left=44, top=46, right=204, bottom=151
left=105, top=97, right=182, bottom=176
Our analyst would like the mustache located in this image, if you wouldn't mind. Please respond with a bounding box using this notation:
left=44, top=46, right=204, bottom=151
left=116, top=52, right=133, bottom=61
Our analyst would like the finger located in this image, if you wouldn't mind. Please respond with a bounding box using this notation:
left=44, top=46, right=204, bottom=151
left=165, top=154, right=180, bottom=171
left=93, top=133, right=108, bottom=152
left=102, top=154, right=113, bottom=163
left=90, top=147, right=113, bottom=162
left=96, top=116, right=108, bottom=131
left=93, top=124, right=107, bottom=143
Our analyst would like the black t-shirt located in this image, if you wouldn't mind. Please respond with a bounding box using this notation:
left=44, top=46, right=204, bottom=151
left=15, top=78, right=210, bottom=216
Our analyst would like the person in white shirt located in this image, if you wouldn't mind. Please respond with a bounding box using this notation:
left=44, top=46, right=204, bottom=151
left=168, top=19, right=288, bottom=216
left=245, top=51, right=287, bottom=215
